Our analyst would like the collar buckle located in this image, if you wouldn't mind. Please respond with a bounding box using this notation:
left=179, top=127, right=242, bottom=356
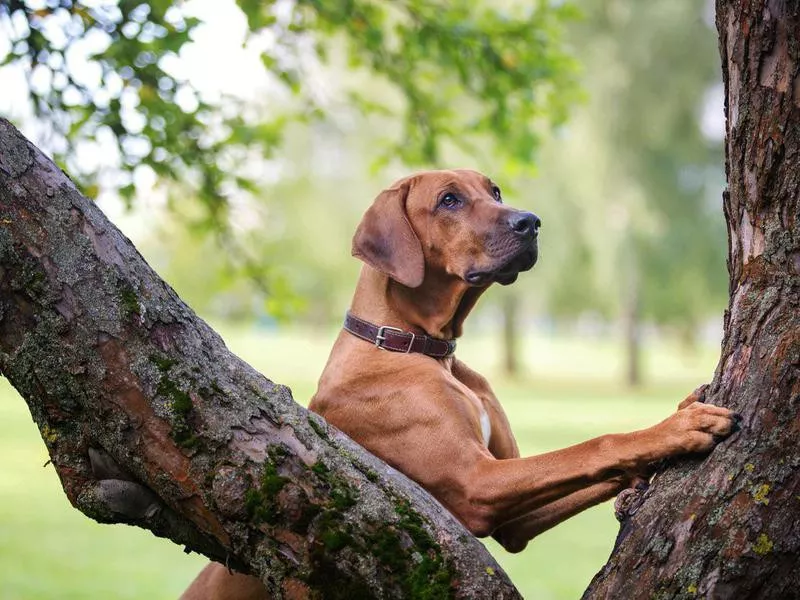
left=375, top=325, right=403, bottom=350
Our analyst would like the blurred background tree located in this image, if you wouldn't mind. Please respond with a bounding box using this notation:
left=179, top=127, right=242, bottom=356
left=501, top=0, right=726, bottom=385
left=0, top=0, right=726, bottom=387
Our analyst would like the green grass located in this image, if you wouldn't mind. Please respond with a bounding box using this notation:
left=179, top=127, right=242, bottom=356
left=0, top=326, right=720, bottom=599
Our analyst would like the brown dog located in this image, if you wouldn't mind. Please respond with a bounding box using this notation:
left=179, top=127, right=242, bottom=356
left=182, top=169, right=736, bottom=599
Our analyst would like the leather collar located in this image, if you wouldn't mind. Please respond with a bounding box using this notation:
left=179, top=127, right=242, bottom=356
left=343, top=312, right=456, bottom=358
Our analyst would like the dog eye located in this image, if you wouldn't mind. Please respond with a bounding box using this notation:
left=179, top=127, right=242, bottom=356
left=492, top=186, right=502, bottom=203
left=440, top=192, right=462, bottom=209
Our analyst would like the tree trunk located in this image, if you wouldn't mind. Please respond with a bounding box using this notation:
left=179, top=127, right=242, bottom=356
left=622, top=266, right=641, bottom=388
left=0, top=118, right=520, bottom=599
left=501, top=292, right=521, bottom=377
left=584, top=2, right=800, bottom=598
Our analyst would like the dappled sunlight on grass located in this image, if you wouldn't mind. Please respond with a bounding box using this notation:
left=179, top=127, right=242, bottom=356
left=0, top=326, right=721, bottom=599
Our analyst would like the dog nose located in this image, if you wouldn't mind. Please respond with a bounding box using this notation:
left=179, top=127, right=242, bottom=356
left=508, top=212, right=541, bottom=237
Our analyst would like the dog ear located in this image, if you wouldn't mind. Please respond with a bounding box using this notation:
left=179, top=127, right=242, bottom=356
left=352, top=181, right=425, bottom=288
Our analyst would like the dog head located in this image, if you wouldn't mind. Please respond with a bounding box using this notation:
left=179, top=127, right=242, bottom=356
left=352, top=169, right=539, bottom=288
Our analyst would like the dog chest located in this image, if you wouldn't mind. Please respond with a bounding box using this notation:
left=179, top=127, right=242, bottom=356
left=480, top=407, right=492, bottom=447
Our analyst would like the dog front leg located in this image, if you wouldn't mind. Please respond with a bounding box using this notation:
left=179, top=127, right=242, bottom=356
left=491, top=477, right=639, bottom=553
left=453, top=400, right=736, bottom=536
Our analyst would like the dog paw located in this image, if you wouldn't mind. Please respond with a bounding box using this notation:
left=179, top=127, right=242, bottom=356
left=658, top=401, right=739, bottom=455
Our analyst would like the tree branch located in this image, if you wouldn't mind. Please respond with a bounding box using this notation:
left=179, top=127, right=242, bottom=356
left=0, top=118, right=520, bottom=599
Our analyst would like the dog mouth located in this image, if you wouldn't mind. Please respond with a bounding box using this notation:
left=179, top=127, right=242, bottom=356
left=465, top=242, right=538, bottom=286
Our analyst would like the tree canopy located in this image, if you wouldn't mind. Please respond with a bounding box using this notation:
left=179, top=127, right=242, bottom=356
left=1, top=0, right=579, bottom=218
left=1, top=0, right=731, bottom=385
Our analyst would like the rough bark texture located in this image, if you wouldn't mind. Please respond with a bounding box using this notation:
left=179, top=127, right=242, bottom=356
left=584, top=2, right=800, bottom=598
left=0, top=118, right=520, bottom=599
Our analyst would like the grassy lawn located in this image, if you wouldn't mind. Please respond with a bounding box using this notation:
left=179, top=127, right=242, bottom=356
left=0, top=326, right=720, bottom=599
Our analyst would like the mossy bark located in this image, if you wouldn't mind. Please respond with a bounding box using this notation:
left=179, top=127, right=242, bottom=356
left=583, top=2, right=800, bottom=598
left=0, top=118, right=520, bottom=599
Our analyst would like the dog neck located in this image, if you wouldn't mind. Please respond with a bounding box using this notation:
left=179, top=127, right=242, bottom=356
left=350, top=266, right=489, bottom=340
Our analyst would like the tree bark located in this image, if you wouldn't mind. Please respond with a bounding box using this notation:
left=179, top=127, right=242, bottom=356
left=584, top=2, right=800, bottom=598
left=0, top=118, right=520, bottom=599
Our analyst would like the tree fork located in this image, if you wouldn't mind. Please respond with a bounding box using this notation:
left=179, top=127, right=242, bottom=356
left=0, top=118, right=520, bottom=599
left=583, top=2, right=800, bottom=598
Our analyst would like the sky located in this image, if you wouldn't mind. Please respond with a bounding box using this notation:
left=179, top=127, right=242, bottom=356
left=0, top=0, right=277, bottom=229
